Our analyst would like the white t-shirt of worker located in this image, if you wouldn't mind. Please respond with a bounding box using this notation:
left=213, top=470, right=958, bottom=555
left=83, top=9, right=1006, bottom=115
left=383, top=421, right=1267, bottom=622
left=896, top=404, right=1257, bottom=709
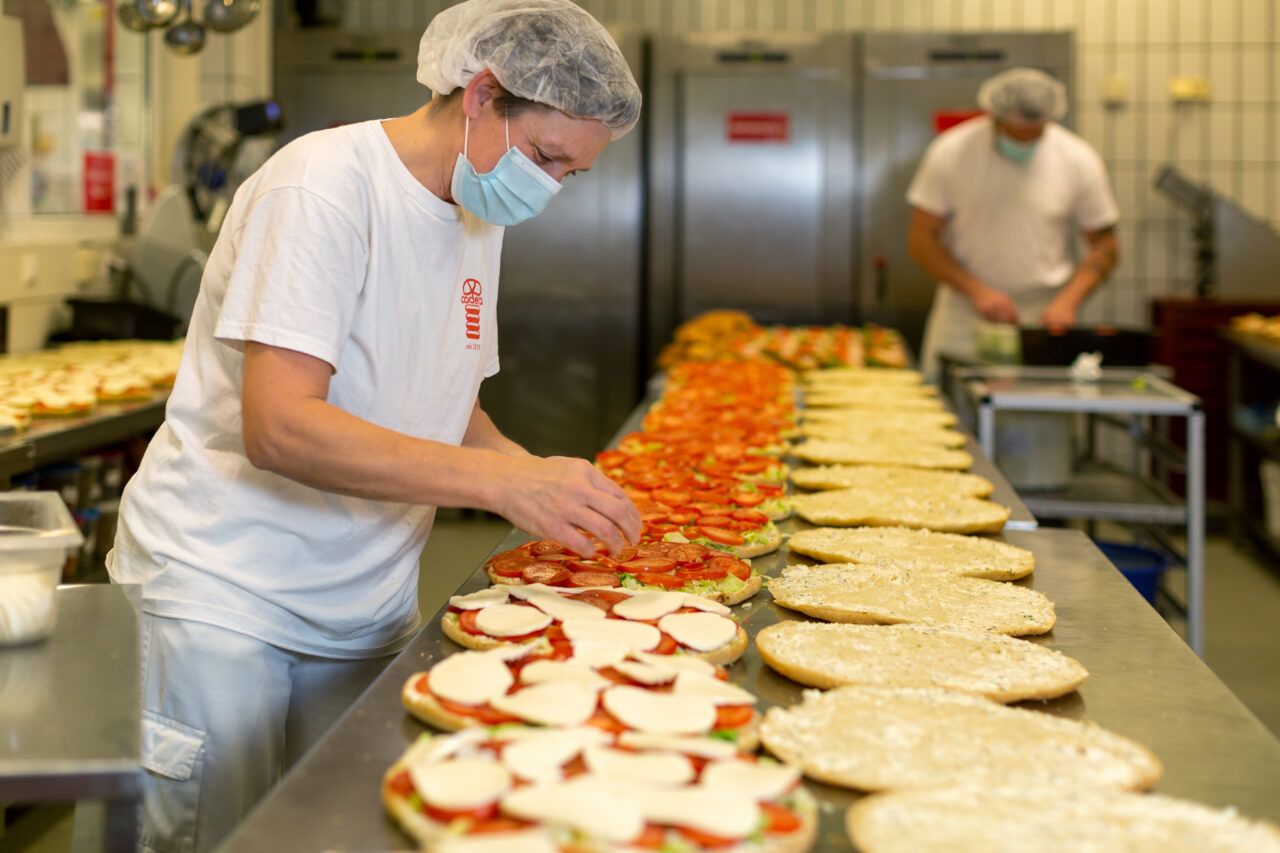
left=110, top=120, right=504, bottom=659
left=906, top=116, right=1119, bottom=297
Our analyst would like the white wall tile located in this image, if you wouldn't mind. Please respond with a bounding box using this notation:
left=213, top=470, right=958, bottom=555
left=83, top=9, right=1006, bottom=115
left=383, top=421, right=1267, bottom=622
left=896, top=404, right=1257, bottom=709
left=1146, top=0, right=1175, bottom=45
left=1144, top=48, right=1173, bottom=103
left=1079, top=47, right=1108, bottom=107
left=1240, top=109, right=1271, bottom=162
left=1076, top=105, right=1106, bottom=150
left=1018, top=0, right=1051, bottom=28
left=958, top=0, right=984, bottom=29
left=1112, top=168, right=1145, bottom=219
left=871, top=0, right=897, bottom=30
left=1051, top=0, right=1077, bottom=30
left=1111, top=49, right=1140, bottom=109
left=1239, top=0, right=1271, bottom=43
left=1239, top=51, right=1271, bottom=103
left=990, top=0, right=1017, bottom=28
left=1208, top=48, right=1237, bottom=103
left=1111, top=106, right=1141, bottom=161
left=1080, top=0, right=1108, bottom=45
left=1177, top=0, right=1208, bottom=44
left=1208, top=104, right=1238, bottom=162
left=1116, top=0, right=1140, bottom=44
left=1210, top=166, right=1239, bottom=201
left=1208, top=0, right=1239, bottom=44
left=1173, top=48, right=1207, bottom=78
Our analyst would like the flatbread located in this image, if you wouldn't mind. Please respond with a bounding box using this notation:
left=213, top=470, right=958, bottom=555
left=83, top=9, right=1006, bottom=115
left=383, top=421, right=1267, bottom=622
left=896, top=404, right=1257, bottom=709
left=786, top=527, right=1033, bottom=581
left=767, top=563, right=1054, bottom=636
left=790, top=465, right=993, bottom=498
left=803, top=391, right=944, bottom=411
left=759, top=686, right=1162, bottom=792
left=800, top=366, right=925, bottom=385
left=792, top=439, right=972, bottom=470
left=799, top=421, right=968, bottom=447
left=788, top=488, right=1008, bottom=534
left=846, top=787, right=1280, bottom=853
left=755, top=622, right=1087, bottom=702
left=803, top=408, right=958, bottom=429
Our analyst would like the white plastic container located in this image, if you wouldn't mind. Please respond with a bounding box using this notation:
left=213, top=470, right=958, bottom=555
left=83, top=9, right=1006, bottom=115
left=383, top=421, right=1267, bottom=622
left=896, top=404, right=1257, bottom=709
left=0, top=492, right=83, bottom=646
left=995, top=411, right=1074, bottom=492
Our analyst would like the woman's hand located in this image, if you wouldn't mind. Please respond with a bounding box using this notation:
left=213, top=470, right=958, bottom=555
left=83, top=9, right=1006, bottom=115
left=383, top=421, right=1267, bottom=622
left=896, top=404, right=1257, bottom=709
left=494, top=455, right=641, bottom=557
left=970, top=286, right=1020, bottom=324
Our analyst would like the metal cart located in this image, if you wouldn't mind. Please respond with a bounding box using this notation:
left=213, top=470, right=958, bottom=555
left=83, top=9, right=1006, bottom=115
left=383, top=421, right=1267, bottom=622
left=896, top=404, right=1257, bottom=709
left=952, top=365, right=1206, bottom=654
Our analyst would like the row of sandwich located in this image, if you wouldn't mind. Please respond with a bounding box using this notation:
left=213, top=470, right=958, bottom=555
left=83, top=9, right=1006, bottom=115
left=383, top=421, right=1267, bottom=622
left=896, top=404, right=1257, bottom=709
left=377, top=345, right=1280, bottom=852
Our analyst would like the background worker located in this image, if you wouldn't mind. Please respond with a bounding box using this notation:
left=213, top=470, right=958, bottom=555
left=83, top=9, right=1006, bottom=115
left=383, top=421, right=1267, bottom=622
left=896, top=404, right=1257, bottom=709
left=906, top=66, right=1120, bottom=380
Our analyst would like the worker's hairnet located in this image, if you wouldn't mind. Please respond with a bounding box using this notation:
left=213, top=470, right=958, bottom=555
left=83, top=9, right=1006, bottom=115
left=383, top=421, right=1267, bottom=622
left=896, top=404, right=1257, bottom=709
left=417, top=0, right=642, bottom=139
left=977, top=67, right=1068, bottom=123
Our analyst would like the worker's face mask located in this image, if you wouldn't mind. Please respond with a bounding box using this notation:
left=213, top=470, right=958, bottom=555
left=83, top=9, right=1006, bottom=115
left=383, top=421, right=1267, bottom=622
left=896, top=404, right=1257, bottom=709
left=996, top=133, right=1039, bottom=164
left=451, top=116, right=561, bottom=226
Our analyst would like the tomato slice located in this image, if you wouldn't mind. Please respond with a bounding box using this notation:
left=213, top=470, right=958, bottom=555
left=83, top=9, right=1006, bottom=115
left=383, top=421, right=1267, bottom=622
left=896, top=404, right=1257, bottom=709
left=585, top=708, right=627, bottom=734
left=630, top=824, right=668, bottom=849
left=644, top=522, right=680, bottom=536
left=521, top=565, right=572, bottom=586
left=708, top=555, right=751, bottom=580
left=572, top=589, right=632, bottom=612
left=634, top=572, right=688, bottom=588
left=694, top=514, right=734, bottom=528
left=487, top=559, right=531, bottom=578
left=714, top=705, right=754, bottom=729
left=387, top=768, right=414, bottom=797
left=651, top=488, right=691, bottom=506
left=731, top=508, right=769, bottom=524
left=760, top=802, right=802, bottom=834
left=669, top=543, right=709, bottom=564
left=422, top=799, right=500, bottom=824
left=595, top=449, right=628, bottom=469
left=566, top=571, right=622, bottom=588
left=470, top=817, right=537, bottom=834
left=697, top=526, right=746, bottom=546
left=730, top=490, right=766, bottom=507
left=675, top=568, right=728, bottom=580
left=665, top=511, right=698, bottom=525
left=676, top=825, right=739, bottom=849
left=529, top=540, right=568, bottom=555
left=621, top=557, right=677, bottom=573
left=654, top=632, right=679, bottom=654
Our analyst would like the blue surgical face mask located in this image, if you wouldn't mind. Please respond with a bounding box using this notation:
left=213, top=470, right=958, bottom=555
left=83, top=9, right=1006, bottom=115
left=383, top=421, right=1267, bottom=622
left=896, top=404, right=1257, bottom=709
left=996, top=133, right=1039, bottom=164
left=450, top=116, right=562, bottom=226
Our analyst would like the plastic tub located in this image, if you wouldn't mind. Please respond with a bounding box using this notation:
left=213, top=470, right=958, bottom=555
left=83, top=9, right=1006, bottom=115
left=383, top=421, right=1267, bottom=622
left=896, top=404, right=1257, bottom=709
left=0, top=492, right=84, bottom=645
left=1094, top=540, right=1168, bottom=605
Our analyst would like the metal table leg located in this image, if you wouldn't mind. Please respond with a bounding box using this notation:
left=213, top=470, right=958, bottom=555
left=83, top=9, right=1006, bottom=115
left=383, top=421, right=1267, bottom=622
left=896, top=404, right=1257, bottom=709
left=1186, top=408, right=1206, bottom=657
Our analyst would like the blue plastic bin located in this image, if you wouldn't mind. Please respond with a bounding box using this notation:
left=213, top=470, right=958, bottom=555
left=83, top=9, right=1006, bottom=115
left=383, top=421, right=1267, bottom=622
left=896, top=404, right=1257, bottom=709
left=1094, top=541, right=1169, bottom=604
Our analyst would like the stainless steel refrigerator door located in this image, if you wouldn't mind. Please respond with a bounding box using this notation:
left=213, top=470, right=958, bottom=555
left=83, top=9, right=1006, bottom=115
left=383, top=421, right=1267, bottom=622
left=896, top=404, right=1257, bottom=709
left=648, top=32, right=858, bottom=363
left=859, top=31, right=1072, bottom=352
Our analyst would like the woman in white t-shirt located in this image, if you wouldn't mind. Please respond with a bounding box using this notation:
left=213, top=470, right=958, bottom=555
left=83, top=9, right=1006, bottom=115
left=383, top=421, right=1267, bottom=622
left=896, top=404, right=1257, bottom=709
left=906, top=67, right=1120, bottom=379
left=108, top=2, right=643, bottom=850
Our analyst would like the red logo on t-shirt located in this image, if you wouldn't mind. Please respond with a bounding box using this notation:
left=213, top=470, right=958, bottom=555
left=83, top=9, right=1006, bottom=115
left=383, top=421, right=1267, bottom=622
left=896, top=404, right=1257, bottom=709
left=461, top=279, right=483, bottom=342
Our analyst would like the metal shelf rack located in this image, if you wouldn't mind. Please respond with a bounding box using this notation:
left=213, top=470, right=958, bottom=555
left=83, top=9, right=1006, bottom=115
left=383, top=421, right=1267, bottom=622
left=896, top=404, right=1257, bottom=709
left=952, top=366, right=1206, bottom=654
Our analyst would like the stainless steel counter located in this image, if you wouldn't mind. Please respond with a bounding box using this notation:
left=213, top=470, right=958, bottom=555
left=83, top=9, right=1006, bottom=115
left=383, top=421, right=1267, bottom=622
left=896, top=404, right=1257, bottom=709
left=0, top=583, right=143, bottom=852
left=0, top=396, right=168, bottom=487
left=219, top=521, right=1280, bottom=852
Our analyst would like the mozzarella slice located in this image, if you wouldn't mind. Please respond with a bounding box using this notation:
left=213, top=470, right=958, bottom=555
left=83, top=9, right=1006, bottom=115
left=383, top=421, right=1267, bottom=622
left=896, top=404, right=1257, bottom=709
left=474, top=603, right=553, bottom=637
left=699, top=758, right=801, bottom=801
left=505, top=583, right=558, bottom=600
left=519, top=659, right=612, bottom=692
left=583, top=745, right=695, bottom=788
left=629, top=785, right=760, bottom=840
left=407, top=756, right=512, bottom=811
left=500, top=727, right=610, bottom=784
left=611, top=659, right=677, bottom=686
left=435, top=829, right=559, bottom=853
left=616, top=732, right=741, bottom=760
left=658, top=612, right=738, bottom=652
left=568, top=640, right=631, bottom=668
left=404, top=729, right=490, bottom=768
left=602, top=685, right=717, bottom=735
left=561, top=618, right=661, bottom=652
left=611, top=590, right=686, bottom=621
left=672, top=670, right=756, bottom=706
left=449, top=587, right=511, bottom=610
left=428, top=651, right=513, bottom=705
left=501, top=776, right=644, bottom=843
left=489, top=682, right=598, bottom=726
left=632, top=651, right=716, bottom=676
left=675, top=594, right=731, bottom=616
left=523, top=590, right=608, bottom=622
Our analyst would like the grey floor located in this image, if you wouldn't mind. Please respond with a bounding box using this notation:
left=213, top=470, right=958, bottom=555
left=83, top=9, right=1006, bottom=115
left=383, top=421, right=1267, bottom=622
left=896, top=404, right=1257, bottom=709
left=5, top=513, right=1279, bottom=852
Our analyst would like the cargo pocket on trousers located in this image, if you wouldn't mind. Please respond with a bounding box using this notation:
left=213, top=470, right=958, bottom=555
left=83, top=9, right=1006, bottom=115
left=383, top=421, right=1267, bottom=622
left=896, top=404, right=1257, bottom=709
left=139, top=710, right=206, bottom=853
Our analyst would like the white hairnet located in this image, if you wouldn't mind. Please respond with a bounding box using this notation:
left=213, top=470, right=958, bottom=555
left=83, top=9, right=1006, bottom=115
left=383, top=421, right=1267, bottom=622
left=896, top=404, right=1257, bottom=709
left=977, top=67, right=1068, bottom=123
left=417, top=0, right=642, bottom=139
